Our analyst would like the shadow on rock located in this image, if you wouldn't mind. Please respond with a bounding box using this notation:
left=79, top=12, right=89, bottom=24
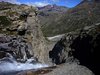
left=70, top=30, right=100, bottom=75
left=49, top=36, right=70, bottom=65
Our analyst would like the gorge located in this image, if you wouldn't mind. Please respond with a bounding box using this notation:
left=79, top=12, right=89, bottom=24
left=0, top=0, right=100, bottom=75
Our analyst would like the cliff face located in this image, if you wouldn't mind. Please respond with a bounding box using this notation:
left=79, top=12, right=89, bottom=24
left=49, top=23, right=100, bottom=75
left=0, top=2, right=47, bottom=63
left=27, top=12, right=47, bottom=63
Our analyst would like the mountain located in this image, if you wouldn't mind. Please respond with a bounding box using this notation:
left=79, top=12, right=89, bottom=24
left=41, top=0, right=100, bottom=37
left=38, top=4, right=68, bottom=14
left=37, top=5, right=69, bottom=36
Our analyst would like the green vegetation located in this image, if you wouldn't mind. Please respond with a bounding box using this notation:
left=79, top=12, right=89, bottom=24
left=6, top=10, right=19, bottom=16
left=0, top=16, right=11, bottom=27
left=41, top=2, right=100, bottom=37
left=0, top=2, right=15, bottom=10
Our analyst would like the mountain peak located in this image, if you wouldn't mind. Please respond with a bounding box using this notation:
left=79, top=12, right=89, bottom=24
left=82, top=0, right=100, bottom=2
left=38, top=4, right=68, bottom=14
left=77, top=0, right=100, bottom=6
left=80, top=0, right=100, bottom=3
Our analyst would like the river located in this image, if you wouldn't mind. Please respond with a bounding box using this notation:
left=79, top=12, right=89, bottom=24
left=0, top=55, right=49, bottom=75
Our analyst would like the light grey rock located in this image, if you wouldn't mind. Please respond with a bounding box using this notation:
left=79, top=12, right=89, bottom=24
left=44, top=63, right=94, bottom=75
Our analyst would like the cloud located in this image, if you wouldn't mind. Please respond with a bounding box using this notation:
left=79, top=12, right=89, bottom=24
left=0, top=0, right=21, bottom=4
left=26, top=2, right=49, bottom=7
left=51, top=0, right=65, bottom=2
left=52, top=0, right=59, bottom=2
left=0, top=0, right=49, bottom=7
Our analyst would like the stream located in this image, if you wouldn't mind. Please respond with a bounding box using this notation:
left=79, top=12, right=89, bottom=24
left=0, top=55, right=49, bottom=75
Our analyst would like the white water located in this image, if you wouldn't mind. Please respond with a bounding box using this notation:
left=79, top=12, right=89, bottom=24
left=47, top=34, right=64, bottom=41
left=0, top=58, right=48, bottom=73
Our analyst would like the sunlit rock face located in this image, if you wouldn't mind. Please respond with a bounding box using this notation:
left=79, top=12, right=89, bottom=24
left=27, top=12, right=47, bottom=63
left=0, top=2, right=47, bottom=63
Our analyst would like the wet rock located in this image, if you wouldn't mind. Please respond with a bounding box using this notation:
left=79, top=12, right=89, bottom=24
left=0, top=35, right=11, bottom=43
left=0, top=56, right=16, bottom=63
left=0, top=35, right=33, bottom=61
left=16, top=66, right=55, bottom=75
left=0, top=51, right=6, bottom=59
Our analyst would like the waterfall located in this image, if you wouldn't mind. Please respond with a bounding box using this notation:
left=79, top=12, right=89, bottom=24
left=0, top=35, right=49, bottom=75
left=0, top=54, right=49, bottom=75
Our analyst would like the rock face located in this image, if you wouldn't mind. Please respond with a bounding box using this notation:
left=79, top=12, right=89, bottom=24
left=0, top=2, right=47, bottom=63
left=49, top=23, right=100, bottom=74
left=49, top=34, right=73, bottom=64
left=70, top=24, right=100, bottom=75
left=0, top=35, right=33, bottom=61
left=27, top=12, right=47, bottom=63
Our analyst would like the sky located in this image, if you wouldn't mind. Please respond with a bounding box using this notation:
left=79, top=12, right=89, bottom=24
left=0, top=0, right=82, bottom=7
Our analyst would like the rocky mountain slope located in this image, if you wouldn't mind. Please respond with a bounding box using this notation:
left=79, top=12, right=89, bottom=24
left=41, top=0, right=100, bottom=37
left=0, top=1, right=47, bottom=63
left=38, top=4, right=68, bottom=13
left=37, top=4, right=68, bottom=36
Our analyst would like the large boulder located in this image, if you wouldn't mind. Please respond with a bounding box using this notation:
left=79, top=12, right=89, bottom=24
left=70, top=24, right=100, bottom=75
left=49, top=34, right=73, bottom=64
left=49, top=23, right=100, bottom=74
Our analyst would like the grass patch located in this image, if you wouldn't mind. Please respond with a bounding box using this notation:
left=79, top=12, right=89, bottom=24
left=0, top=16, right=11, bottom=27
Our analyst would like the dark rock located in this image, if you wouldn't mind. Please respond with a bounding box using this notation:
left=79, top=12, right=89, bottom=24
left=0, top=51, right=6, bottom=59
left=18, top=29, right=26, bottom=36
left=49, top=36, right=68, bottom=64
left=70, top=27, right=100, bottom=75
left=6, top=28, right=17, bottom=32
left=19, top=12, right=29, bottom=21
left=49, top=24, right=100, bottom=74
left=0, top=35, right=33, bottom=61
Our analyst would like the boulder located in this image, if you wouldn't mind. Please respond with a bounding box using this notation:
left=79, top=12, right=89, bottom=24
left=70, top=24, right=100, bottom=75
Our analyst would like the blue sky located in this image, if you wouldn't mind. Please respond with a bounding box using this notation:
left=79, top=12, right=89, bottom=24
left=0, top=0, right=82, bottom=7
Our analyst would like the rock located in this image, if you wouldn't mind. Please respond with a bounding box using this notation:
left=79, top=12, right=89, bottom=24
left=49, top=37, right=67, bottom=64
left=0, top=56, right=16, bottom=63
left=48, top=24, right=100, bottom=74
left=69, top=24, right=100, bottom=75
left=16, top=66, right=56, bottom=75
left=0, top=3, right=47, bottom=63
left=0, top=51, right=6, bottom=59
left=49, top=34, right=73, bottom=64
left=44, top=63, right=94, bottom=75
left=0, top=35, right=33, bottom=61
left=26, top=12, right=47, bottom=63
left=16, top=63, right=94, bottom=75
